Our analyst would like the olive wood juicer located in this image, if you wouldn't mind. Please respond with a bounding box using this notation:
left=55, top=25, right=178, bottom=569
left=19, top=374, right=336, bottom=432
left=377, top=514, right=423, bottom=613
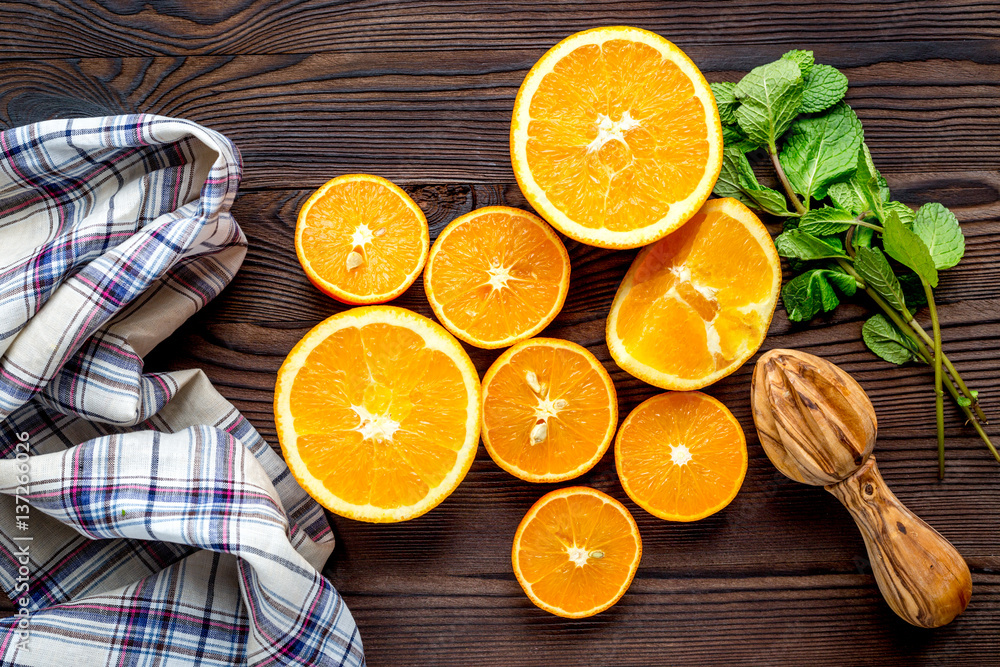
left=751, top=348, right=972, bottom=628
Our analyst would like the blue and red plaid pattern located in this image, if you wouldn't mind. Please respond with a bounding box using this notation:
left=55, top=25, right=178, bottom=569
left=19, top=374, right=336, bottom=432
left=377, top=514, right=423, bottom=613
left=0, top=115, right=364, bottom=666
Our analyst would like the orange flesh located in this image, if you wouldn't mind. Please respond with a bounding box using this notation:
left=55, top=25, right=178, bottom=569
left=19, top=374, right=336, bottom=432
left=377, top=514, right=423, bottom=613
left=429, top=210, right=567, bottom=343
left=483, top=342, right=615, bottom=480
left=614, top=206, right=776, bottom=382
left=515, top=490, right=640, bottom=616
left=616, top=392, right=746, bottom=520
left=300, top=179, right=425, bottom=298
left=526, top=39, right=710, bottom=232
left=289, top=322, right=469, bottom=509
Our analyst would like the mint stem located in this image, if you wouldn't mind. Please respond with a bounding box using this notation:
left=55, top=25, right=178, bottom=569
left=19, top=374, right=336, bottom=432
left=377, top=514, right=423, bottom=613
left=921, top=278, right=946, bottom=479
left=768, top=147, right=807, bottom=215
left=923, top=348, right=1000, bottom=466
left=907, top=317, right=988, bottom=424
left=839, top=259, right=996, bottom=468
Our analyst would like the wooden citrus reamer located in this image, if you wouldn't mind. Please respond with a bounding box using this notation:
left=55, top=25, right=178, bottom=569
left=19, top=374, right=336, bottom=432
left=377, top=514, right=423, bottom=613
left=751, top=348, right=972, bottom=628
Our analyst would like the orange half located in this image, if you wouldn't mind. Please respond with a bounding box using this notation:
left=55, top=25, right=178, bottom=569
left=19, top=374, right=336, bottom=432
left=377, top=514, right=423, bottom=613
left=274, top=306, right=481, bottom=522
left=615, top=391, right=747, bottom=522
left=481, top=338, right=618, bottom=483
left=295, top=174, right=429, bottom=304
left=511, top=26, right=723, bottom=249
left=424, top=206, right=570, bottom=349
left=607, top=197, right=781, bottom=390
left=512, top=487, right=642, bottom=618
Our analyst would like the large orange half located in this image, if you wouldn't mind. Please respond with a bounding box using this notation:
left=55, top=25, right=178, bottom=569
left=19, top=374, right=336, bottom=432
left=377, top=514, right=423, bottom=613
left=512, top=487, right=642, bottom=618
left=424, top=206, right=571, bottom=349
left=510, top=26, right=723, bottom=249
left=615, top=391, right=747, bottom=522
left=481, top=338, right=618, bottom=483
left=607, top=197, right=781, bottom=390
left=274, top=306, right=481, bottom=522
left=295, top=174, right=429, bottom=304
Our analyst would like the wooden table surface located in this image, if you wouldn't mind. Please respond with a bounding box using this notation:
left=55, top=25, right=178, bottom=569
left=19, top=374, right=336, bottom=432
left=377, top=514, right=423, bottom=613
left=3, top=1, right=1000, bottom=664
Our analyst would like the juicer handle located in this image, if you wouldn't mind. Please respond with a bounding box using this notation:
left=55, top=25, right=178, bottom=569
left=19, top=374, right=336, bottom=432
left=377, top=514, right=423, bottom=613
left=826, top=457, right=972, bottom=628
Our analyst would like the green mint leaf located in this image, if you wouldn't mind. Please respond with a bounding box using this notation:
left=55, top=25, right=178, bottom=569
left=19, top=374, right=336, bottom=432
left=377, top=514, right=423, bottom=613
left=897, top=272, right=928, bottom=309
left=862, top=314, right=921, bottom=365
left=854, top=246, right=908, bottom=313
left=781, top=50, right=815, bottom=76
left=782, top=267, right=857, bottom=321
left=854, top=143, right=890, bottom=218
left=852, top=225, right=874, bottom=249
left=957, top=395, right=973, bottom=408
left=778, top=102, right=863, bottom=204
left=734, top=58, right=804, bottom=149
left=714, top=145, right=793, bottom=216
left=711, top=82, right=739, bottom=125
left=775, top=228, right=849, bottom=261
left=883, top=211, right=939, bottom=288
left=827, top=181, right=867, bottom=215
left=798, top=206, right=857, bottom=236
left=880, top=200, right=915, bottom=228
left=798, top=64, right=849, bottom=114
left=912, top=202, right=965, bottom=270
left=722, top=123, right=753, bottom=148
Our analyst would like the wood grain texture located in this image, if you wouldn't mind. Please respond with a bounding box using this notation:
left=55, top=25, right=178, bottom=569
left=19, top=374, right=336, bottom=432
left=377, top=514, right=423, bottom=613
left=0, top=48, right=999, bottom=185
left=6, top=2, right=1000, bottom=664
left=2, top=1, right=1000, bottom=58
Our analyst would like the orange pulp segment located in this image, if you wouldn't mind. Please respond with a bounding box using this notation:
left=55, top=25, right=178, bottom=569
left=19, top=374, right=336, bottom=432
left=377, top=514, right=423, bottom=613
left=424, top=206, right=570, bottom=349
left=510, top=26, right=723, bottom=249
left=607, top=197, right=781, bottom=390
left=481, top=338, right=618, bottom=482
left=274, top=306, right=481, bottom=522
left=615, top=391, right=747, bottom=522
left=512, top=486, right=642, bottom=618
left=295, top=174, right=429, bottom=304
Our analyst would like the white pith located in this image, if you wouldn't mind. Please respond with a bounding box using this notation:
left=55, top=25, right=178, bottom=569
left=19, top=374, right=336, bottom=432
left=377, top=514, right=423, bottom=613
left=670, top=444, right=693, bottom=466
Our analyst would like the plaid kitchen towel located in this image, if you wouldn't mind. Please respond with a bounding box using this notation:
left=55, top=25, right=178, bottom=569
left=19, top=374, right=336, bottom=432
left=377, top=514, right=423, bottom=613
left=0, top=115, right=364, bottom=666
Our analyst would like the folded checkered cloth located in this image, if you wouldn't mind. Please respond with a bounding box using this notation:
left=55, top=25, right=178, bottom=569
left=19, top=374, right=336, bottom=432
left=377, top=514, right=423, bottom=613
left=0, top=115, right=364, bottom=666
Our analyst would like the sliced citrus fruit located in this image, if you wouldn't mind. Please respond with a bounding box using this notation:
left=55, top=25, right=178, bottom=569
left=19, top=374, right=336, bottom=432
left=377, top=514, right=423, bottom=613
left=615, top=391, right=747, bottom=522
left=424, top=206, right=570, bottom=349
left=295, top=174, right=429, bottom=304
left=607, top=197, right=780, bottom=390
left=512, top=487, right=642, bottom=618
left=274, top=305, right=481, bottom=523
left=510, top=26, right=723, bottom=249
left=481, top=338, right=617, bottom=483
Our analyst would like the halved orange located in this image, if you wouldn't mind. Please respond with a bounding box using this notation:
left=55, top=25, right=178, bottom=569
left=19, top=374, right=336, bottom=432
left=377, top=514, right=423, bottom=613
left=481, top=338, right=617, bottom=483
left=607, top=197, right=780, bottom=390
left=512, top=487, right=642, bottom=618
left=274, top=306, right=481, bottom=523
left=295, top=174, right=429, bottom=304
left=615, top=391, right=747, bottom=522
left=424, top=206, right=570, bottom=349
left=510, top=26, right=723, bottom=249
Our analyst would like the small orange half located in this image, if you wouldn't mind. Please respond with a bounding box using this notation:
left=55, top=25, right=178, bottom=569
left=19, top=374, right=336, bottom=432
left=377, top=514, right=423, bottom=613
left=481, top=338, right=617, bottom=483
left=274, top=306, right=481, bottom=523
left=512, top=487, right=642, bottom=618
left=615, top=391, right=747, bottom=522
left=607, top=197, right=781, bottom=390
left=424, top=206, right=571, bottom=349
left=510, top=26, right=723, bottom=249
left=295, top=174, right=429, bottom=304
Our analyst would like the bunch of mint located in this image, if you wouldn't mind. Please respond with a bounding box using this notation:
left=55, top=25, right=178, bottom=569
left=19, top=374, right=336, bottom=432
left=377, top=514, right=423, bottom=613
left=711, top=50, right=994, bottom=477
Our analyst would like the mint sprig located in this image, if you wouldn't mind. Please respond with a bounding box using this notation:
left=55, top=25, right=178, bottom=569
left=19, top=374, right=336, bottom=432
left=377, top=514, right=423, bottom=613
left=713, top=50, right=995, bottom=477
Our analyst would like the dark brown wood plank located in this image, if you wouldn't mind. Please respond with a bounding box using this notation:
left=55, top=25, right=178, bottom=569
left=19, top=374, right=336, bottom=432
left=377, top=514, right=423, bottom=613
left=2, top=48, right=999, bottom=186
left=2, top=1, right=1000, bottom=58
